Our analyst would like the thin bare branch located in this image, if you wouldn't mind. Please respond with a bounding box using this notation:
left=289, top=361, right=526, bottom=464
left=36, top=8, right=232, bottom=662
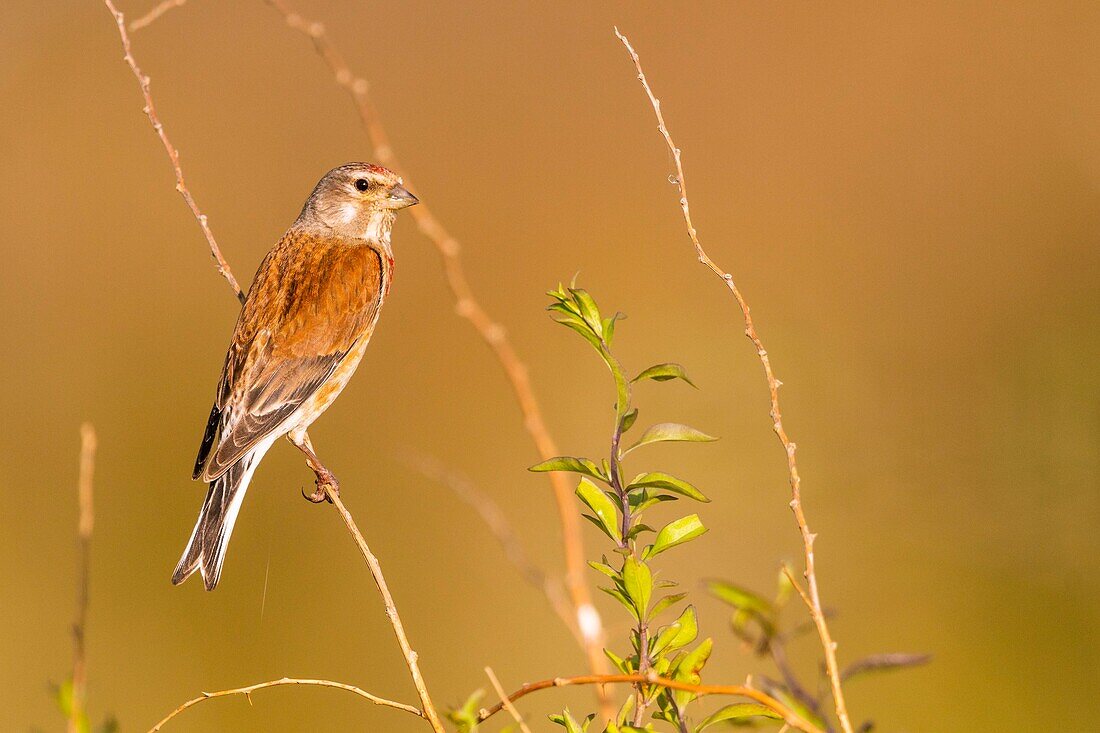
left=105, top=0, right=245, bottom=303
left=477, top=672, right=824, bottom=733
left=147, top=677, right=423, bottom=732
left=323, top=484, right=446, bottom=733
left=768, top=634, right=825, bottom=720
left=840, top=653, right=931, bottom=682
left=128, top=0, right=188, bottom=31
left=614, top=28, right=854, bottom=733
left=406, top=453, right=578, bottom=641
left=69, top=423, right=97, bottom=733
left=485, top=667, right=534, bottom=733
left=260, top=0, right=612, bottom=715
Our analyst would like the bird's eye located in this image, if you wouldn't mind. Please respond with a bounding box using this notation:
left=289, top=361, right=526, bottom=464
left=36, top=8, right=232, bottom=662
left=355, top=179, right=370, bottom=192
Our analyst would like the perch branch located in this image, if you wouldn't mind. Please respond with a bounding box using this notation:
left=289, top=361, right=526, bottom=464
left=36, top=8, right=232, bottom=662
left=614, top=28, right=854, bottom=733
left=485, top=667, right=534, bottom=733
left=322, top=484, right=446, bottom=732
left=477, top=672, right=824, bottom=733
left=146, top=677, right=423, bottom=731
left=260, top=0, right=612, bottom=714
left=105, top=0, right=245, bottom=303
left=69, top=423, right=97, bottom=733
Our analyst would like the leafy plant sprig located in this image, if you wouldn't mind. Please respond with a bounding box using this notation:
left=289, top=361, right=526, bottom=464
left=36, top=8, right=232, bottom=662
left=707, top=572, right=930, bottom=732
left=531, top=283, right=726, bottom=732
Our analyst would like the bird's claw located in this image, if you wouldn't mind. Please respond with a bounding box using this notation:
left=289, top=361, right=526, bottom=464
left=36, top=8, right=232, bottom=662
left=302, top=473, right=339, bottom=504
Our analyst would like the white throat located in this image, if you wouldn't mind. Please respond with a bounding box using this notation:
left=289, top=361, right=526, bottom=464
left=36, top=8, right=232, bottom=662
left=336, top=205, right=393, bottom=256
left=362, top=210, right=390, bottom=243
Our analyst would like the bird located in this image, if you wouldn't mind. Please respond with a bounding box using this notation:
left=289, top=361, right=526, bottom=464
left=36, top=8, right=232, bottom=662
left=172, top=162, right=418, bottom=591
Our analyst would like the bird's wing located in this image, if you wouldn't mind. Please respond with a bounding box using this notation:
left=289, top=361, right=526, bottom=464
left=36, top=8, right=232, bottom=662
left=194, top=231, right=388, bottom=481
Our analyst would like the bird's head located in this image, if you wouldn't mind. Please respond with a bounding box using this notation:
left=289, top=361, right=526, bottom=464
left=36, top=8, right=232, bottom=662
left=299, top=162, right=418, bottom=243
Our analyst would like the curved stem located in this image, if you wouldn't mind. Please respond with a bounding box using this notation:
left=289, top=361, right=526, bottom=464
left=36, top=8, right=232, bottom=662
left=477, top=672, right=824, bottom=733
left=324, top=485, right=446, bottom=733
left=147, top=677, right=423, bottom=732
left=104, top=0, right=245, bottom=303
left=614, top=28, right=855, bottom=733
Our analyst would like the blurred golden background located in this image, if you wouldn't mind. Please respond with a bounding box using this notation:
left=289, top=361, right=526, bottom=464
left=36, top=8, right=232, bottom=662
left=1, top=1, right=1097, bottom=730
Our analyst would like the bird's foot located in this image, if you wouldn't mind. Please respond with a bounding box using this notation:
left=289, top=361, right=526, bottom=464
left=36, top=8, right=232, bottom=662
left=303, top=470, right=339, bottom=504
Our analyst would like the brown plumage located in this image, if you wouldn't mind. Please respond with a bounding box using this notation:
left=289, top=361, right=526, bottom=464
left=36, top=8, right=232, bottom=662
left=173, top=163, right=417, bottom=590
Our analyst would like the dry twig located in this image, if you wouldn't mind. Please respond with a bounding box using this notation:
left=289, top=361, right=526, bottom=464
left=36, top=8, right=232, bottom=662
left=323, top=484, right=446, bottom=732
left=68, top=423, right=97, bottom=733
left=614, top=28, right=855, bottom=733
left=105, top=0, right=245, bottom=303
left=258, top=2, right=612, bottom=708
left=105, top=4, right=444, bottom=730
left=485, top=667, right=534, bottom=733
left=407, top=453, right=577, bottom=641
left=477, top=672, right=825, bottom=733
left=146, top=677, right=423, bottom=731
left=128, top=0, right=187, bottom=31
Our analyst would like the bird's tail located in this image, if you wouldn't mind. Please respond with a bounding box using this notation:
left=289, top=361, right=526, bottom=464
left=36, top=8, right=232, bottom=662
left=172, top=441, right=270, bottom=591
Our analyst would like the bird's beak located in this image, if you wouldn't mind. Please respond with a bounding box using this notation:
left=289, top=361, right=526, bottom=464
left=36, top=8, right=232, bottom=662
left=386, top=183, right=419, bottom=209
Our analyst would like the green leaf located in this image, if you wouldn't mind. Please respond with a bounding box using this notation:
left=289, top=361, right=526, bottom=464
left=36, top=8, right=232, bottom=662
left=706, top=580, right=774, bottom=618
left=627, top=472, right=709, bottom=502
left=695, top=703, right=782, bottom=731
left=588, top=559, right=619, bottom=579
left=775, top=564, right=795, bottom=610
left=670, top=638, right=713, bottom=708
left=609, top=361, right=632, bottom=420
left=576, top=478, right=622, bottom=542
left=632, top=363, right=697, bottom=388
left=54, top=680, right=75, bottom=717
left=569, top=288, right=604, bottom=337
left=604, top=648, right=633, bottom=674
left=651, top=605, right=698, bottom=656
left=629, top=489, right=678, bottom=513
left=547, top=299, right=581, bottom=317
left=623, top=423, right=718, bottom=456
left=548, top=709, right=594, bottom=733
left=446, top=688, right=485, bottom=732
left=53, top=681, right=92, bottom=733
left=530, top=456, right=609, bottom=482
left=599, top=584, right=636, bottom=616
left=620, top=407, right=639, bottom=433
left=649, top=592, right=687, bottom=620
left=603, top=311, right=625, bottom=344
left=622, top=557, right=653, bottom=618
left=673, top=637, right=713, bottom=679
left=615, top=694, right=635, bottom=726
left=550, top=311, right=604, bottom=350
left=648, top=514, right=707, bottom=558
left=547, top=283, right=570, bottom=302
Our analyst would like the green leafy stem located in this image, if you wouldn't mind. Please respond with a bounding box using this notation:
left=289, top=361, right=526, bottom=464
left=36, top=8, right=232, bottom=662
left=530, top=284, right=722, bottom=731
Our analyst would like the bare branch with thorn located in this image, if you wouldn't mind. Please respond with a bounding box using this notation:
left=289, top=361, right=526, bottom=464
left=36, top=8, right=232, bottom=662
left=615, top=28, right=855, bottom=733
